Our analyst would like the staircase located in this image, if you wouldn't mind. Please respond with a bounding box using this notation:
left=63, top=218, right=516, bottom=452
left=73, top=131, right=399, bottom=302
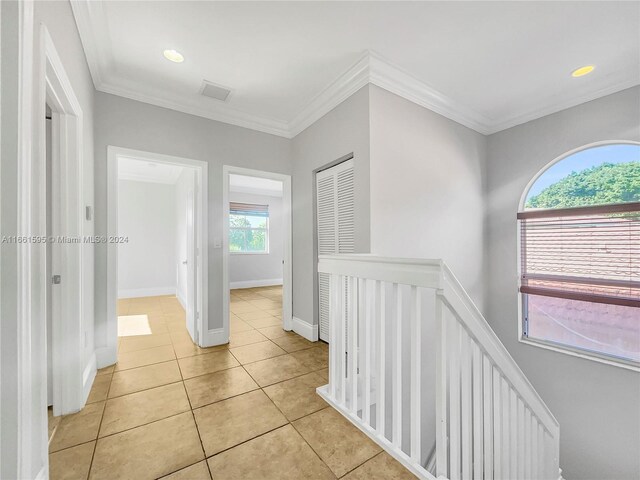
left=316, top=255, right=560, bottom=480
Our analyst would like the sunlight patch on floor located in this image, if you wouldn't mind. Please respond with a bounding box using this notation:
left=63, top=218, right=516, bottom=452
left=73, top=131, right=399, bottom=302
left=118, top=315, right=152, bottom=337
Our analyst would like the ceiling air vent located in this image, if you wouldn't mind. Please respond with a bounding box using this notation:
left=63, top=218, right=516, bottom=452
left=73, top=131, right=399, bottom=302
left=200, top=80, right=232, bottom=102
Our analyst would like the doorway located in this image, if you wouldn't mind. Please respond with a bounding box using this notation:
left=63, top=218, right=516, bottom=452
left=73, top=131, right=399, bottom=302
left=106, top=147, right=209, bottom=356
left=222, top=166, right=292, bottom=341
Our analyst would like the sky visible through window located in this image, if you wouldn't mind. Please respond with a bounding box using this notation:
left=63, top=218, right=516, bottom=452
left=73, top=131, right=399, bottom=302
left=526, top=144, right=640, bottom=201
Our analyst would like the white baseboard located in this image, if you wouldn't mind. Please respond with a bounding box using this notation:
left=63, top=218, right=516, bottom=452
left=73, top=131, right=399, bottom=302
left=35, top=465, right=48, bottom=480
left=118, top=286, right=176, bottom=299
left=292, top=316, right=318, bottom=342
left=201, top=327, right=229, bottom=348
left=176, top=290, right=187, bottom=310
left=95, top=345, right=117, bottom=369
left=230, top=278, right=283, bottom=289
left=81, top=352, right=97, bottom=405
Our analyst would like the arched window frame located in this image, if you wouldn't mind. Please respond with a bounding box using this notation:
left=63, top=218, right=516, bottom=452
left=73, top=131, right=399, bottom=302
left=517, top=140, right=640, bottom=371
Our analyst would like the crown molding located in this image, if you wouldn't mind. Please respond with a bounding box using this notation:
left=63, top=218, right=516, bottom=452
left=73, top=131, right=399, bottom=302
left=487, top=77, right=640, bottom=134
left=70, top=0, right=640, bottom=139
left=98, top=81, right=291, bottom=138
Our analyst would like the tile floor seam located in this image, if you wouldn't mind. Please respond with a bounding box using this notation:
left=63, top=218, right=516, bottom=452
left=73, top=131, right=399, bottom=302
left=85, top=365, right=114, bottom=478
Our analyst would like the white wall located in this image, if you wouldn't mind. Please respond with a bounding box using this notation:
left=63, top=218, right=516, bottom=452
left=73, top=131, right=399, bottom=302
left=94, top=92, right=291, bottom=345
left=290, top=85, right=371, bottom=333
left=1, top=1, right=96, bottom=478
left=175, top=168, right=194, bottom=307
left=486, top=86, right=640, bottom=480
left=117, top=179, right=177, bottom=298
left=229, top=192, right=284, bottom=288
left=369, top=85, right=487, bottom=310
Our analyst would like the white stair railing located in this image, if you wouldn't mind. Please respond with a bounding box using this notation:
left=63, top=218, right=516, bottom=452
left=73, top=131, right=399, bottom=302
left=316, top=255, right=560, bottom=480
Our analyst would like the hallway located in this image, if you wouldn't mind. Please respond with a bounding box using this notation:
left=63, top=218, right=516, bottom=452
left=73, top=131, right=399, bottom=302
left=47, top=287, right=414, bottom=479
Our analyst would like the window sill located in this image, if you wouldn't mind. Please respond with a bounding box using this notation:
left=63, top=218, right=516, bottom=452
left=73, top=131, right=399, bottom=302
left=519, top=336, right=640, bottom=372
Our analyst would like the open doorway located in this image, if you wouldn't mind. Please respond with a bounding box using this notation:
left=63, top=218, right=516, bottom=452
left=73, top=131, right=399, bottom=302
left=222, top=167, right=293, bottom=341
left=106, top=147, right=209, bottom=362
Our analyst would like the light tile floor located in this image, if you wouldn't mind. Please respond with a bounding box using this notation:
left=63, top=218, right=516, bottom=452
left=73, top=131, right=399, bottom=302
left=48, top=286, right=415, bottom=479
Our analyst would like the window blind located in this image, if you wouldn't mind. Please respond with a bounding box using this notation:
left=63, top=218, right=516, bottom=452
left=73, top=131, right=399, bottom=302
left=229, top=202, right=269, bottom=217
left=518, top=201, right=640, bottom=308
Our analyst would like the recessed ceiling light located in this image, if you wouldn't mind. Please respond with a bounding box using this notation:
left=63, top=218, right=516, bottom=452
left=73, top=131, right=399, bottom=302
left=571, top=65, right=595, bottom=78
left=163, top=49, right=184, bottom=63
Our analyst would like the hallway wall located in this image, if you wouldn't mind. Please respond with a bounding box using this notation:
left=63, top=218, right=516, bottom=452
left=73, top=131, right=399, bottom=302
left=117, top=179, right=177, bottom=298
left=486, top=86, right=640, bottom=480
left=369, top=85, right=488, bottom=310
left=94, top=92, right=291, bottom=347
left=290, top=85, right=371, bottom=336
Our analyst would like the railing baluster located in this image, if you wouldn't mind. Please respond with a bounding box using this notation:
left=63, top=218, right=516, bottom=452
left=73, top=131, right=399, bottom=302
left=317, top=255, right=559, bottom=480
left=449, top=316, right=461, bottom=480
left=410, top=285, right=421, bottom=463
left=350, top=276, right=359, bottom=414
left=329, top=273, right=339, bottom=399
left=472, top=342, right=483, bottom=480
left=435, top=295, right=448, bottom=479
left=510, top=389, right=518, bottom=478
left=501, top=377, right=510, bottom=479
left=518, top=398, right=525, bottom=479
left=363, top=279, right=372, bottom=426
left=339, top=276, right=347, bottom=406
left=525, top=408, right=532, bottom=480
left=492, top=367, right=502, bottom=480
left=532, top=418, right=539, bottom=480
left=376, top=280, right=386, bottom=438
left=461, top=328, right=472, bottom=480
left=392, top=283, right=402, bottom=449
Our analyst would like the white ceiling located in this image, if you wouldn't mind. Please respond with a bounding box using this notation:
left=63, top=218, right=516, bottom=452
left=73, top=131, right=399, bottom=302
left=73, top=1, right=640, bottom=137
left=118, top=156, right=184, bottom=184
left=229, top=174, right=283, bottom=198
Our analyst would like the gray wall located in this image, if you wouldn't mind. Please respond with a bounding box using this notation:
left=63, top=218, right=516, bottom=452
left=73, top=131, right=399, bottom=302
left=290, top=85, right=371, bottom=330
left=369, top=85, right=488, bottom=310
left=229, top=192, right=284, bottom=287
left=486, top=86, right=640, bottom=480
left=94, top=92, right=290, bottom=344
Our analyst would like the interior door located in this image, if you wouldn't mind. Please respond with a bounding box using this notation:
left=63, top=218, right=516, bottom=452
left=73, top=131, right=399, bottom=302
left=316, top=159, right=355, bottom=342
left=185, top=180, right=197, bottom=342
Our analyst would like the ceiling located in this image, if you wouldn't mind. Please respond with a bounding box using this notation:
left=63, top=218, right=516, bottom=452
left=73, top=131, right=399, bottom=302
left=118, top=156, right=184, bottom=184
left=230, top=174, right=283, bottom=197
left=72, top=1, right=640, bottom=137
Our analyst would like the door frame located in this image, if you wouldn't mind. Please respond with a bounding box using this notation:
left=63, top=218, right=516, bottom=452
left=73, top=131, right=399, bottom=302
left=106, top=146, right=209, bottom=352
left=39, top=26, right=87, bottom=416
left=222, top=166, right=293, bottom=337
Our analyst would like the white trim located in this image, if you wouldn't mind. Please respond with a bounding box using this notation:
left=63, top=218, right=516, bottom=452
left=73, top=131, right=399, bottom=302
left=68, top=5, right=640, bottom=138
left=118, top=287, right=176, bottom=299
left=81, top=352, right=97, bottom=405
left=520, top=337, right=640, bottom=373
left=95, top=346, right=117, bottom=370
left=37, top=22, right=87, bottom=421
left=35, top=466, right=48, bottom=480
left=107, top=147, right=209, bottom=348
left=223, top=166, right=293, bottom=340
left=230, top=279, right=283, bottom=290
left=292, top=316, right=319, bottom=342
left=201, top=328, right=228, bottom=347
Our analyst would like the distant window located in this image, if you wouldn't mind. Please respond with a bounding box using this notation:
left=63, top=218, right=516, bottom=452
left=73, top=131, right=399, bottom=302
left=229, top=203, right=269, bottom=253
left=519, top=144, right=640, bottom=367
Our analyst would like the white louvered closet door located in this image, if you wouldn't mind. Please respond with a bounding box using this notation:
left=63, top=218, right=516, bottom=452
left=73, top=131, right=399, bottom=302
left=316, top=159, right=355, bottom=342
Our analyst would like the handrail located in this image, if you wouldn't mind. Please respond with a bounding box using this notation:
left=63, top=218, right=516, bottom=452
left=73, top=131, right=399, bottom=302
left=317, top=254, right=560, bottom=480
left=319, top=254, right=558, bottom=431
left=439, top=263, right=559, bottom=432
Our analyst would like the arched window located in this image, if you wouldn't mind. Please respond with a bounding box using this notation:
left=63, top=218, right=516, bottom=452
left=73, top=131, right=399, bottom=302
left=518, top=143, right=640, bottom=368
